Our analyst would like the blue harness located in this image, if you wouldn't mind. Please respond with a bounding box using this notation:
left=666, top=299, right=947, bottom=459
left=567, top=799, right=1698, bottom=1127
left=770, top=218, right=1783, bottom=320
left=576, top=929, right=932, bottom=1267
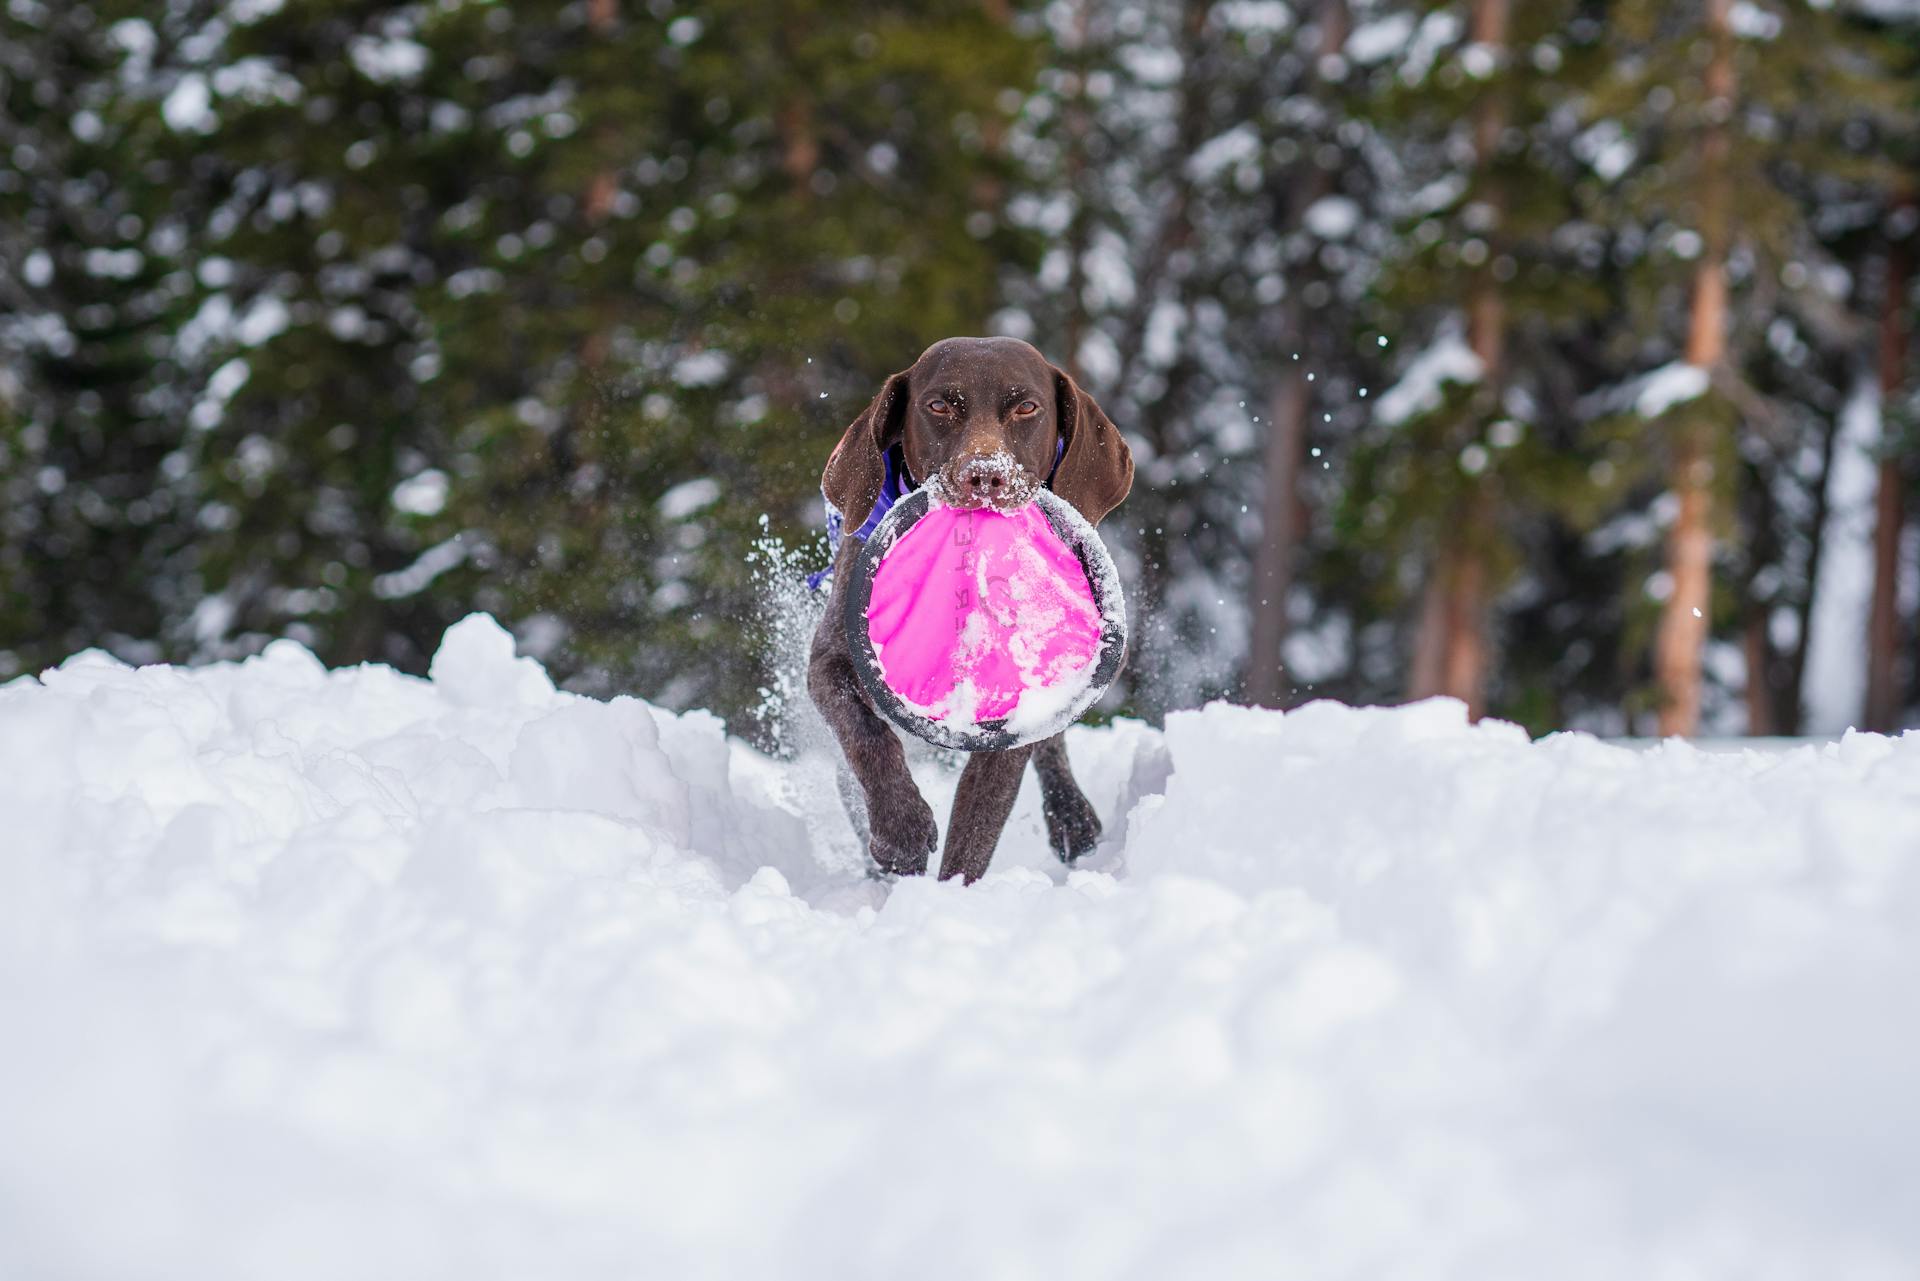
left=808, top=439, right=1065, bottom=591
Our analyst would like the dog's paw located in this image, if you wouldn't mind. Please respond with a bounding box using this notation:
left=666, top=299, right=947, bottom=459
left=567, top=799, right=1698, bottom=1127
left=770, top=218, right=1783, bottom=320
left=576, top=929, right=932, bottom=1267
left=1042, top=792, right=1103, bottom=865
left=868, top=790, right=938, bottom=878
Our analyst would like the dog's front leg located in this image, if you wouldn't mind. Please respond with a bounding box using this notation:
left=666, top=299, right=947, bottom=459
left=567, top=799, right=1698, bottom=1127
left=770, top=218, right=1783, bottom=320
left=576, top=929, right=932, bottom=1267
left=937, top=745, right=1036, bottom=884
left=807, top=612, right=937, bottom=878
left=1031, top=733, right=1102, bottom=864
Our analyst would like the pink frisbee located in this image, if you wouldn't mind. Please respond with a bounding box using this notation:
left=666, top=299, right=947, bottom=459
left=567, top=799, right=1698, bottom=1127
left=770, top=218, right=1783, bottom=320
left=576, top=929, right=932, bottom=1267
left=845, top=488, right=1127, bottom=751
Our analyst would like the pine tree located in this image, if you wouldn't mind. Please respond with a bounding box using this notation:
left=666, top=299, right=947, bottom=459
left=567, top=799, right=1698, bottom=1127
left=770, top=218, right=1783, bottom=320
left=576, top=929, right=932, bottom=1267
left=1245, top=0, right=1352, bottom=709
left=1592, top=0, right=1910, bottom=734
left=1866, top=196, right=1913, bottom=730
left=1008, top=1, right=1402, bottom=715
left=1857, top=8, right=1920, bottom=731
left=84, top=0, right=1039, bottom=725
left=0, top=0, right=222, bottom=676
left=1338, top=0, right=1605, bottom=727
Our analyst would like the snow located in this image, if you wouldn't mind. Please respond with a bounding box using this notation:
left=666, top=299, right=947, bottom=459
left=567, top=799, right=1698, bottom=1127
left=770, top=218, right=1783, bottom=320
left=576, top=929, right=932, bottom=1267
left=671, top=350, right=731, bottom=388
left=392, top=468, right=450, bottom=517
left=657, top=476, right=722, bottom=520
left=212, top=56, right=304, bottom=106
left=1303, top=195, right=1361, bottom=241
left=5, top=617, right=1920, bottom=1280
left=1802, top=377, right=1881, bottom=733
left=1372, top=331, right=1483, bottom=427
left=372, top=535, right=470, bottom=600
left=1576, top=120, right=1637, bottom=183
left=1630, top=360, right=1712, bottom=419
left=348, top=35, right=430, bottom=84
left=1730, top=0, right=1785, bottom=40
left=236, top=295, right=291, bottom=347
left=1458, top=41, right=1498, bottom=80
left=1399, top=10, right=1463, bottom=86
left=1345, top=13, right=1415, bottom=65
left=1001, top=658, right=1097, bottom=737
left=161, top=73, right=215, bottom=134
left=1118, top=43, right=1183, bottom=89
left=1187, top=124, right=1261, bottom=183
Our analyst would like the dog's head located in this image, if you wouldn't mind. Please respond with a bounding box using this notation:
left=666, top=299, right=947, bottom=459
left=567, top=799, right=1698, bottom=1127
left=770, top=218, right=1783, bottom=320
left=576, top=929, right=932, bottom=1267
left=822, top=337, right=1133, bottom=531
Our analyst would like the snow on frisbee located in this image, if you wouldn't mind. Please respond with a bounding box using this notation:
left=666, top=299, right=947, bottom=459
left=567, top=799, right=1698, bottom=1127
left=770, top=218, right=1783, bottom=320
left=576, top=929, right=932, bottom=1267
left=845, top=486, right=1126, bottom=751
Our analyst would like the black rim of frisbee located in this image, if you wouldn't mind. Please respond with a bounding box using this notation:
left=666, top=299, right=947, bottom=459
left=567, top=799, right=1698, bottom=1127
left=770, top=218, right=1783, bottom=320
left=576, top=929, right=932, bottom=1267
left=843, top=488, right=1127, bottom=753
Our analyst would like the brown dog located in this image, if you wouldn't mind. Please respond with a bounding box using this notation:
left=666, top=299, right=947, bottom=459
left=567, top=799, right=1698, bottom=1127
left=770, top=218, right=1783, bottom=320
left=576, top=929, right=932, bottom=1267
left=807, top=337, right=1134, bottom=883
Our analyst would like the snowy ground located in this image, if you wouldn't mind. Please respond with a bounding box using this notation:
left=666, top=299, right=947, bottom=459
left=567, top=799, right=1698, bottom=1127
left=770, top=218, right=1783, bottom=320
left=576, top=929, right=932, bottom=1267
left=4, top=615, right=1919, bottom=1281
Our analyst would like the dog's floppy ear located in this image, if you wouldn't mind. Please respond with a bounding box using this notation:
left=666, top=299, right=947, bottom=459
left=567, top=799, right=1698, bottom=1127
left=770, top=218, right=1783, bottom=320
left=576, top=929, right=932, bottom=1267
left=1049, top=364, right=1134, bottom=526
left=821, top=369, right=911, bottom=531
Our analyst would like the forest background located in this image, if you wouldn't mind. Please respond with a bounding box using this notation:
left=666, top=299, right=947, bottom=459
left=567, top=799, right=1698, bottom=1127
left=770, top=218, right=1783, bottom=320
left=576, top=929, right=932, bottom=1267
left=6, top=0, right=1920, bottom=740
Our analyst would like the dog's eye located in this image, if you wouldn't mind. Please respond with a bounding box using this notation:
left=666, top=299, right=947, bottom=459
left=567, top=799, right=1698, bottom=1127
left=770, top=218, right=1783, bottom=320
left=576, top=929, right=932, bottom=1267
left=927, top=398, right=951, bottom=416
left=1013, top=399, right=1040, bottom=418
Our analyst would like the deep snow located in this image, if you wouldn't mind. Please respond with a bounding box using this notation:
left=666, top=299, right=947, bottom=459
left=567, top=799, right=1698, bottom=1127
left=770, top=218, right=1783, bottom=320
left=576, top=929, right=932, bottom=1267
left=3, top=615, right=1918, bottom=1281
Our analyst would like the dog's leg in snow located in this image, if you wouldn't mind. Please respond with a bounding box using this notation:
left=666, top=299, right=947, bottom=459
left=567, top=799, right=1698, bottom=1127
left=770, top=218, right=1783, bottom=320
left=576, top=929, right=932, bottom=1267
left=1031, top=734, right=1102, bottom=864
left=938, top=745, right=1037, bottom=883
left=807, top=603, right=937, bottom=878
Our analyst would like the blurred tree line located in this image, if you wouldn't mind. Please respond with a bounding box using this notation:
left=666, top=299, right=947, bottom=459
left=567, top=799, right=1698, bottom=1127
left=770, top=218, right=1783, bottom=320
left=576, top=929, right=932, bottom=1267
left=3, top=0, right=1917, bottom=738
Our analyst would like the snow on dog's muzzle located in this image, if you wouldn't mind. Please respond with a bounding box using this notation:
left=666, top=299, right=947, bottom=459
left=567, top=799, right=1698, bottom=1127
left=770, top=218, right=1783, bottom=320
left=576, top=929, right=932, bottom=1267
left=844, top=486, right=1127, bottom=751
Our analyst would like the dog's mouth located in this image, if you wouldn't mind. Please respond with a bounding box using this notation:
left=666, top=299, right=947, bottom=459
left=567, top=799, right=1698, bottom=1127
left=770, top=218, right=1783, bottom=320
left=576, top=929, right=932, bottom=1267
left=930, top=450, right=1040, bottom=512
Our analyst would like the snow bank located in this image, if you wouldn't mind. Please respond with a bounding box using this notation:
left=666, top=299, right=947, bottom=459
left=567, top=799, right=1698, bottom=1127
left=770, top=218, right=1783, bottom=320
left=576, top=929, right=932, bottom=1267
left=3, top=616, right=1918, bottom=1280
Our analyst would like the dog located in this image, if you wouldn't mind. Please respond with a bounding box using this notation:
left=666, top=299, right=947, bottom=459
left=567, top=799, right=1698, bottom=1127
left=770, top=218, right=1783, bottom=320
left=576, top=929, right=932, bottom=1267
left=807, top=337, right=1134, bottom=883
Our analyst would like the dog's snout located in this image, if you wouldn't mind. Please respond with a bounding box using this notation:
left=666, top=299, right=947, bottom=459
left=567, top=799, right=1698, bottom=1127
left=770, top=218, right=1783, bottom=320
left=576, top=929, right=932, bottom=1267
left=962, top=460, right=1008, bottom=497
left=944, top=451, right=1027, bottom=509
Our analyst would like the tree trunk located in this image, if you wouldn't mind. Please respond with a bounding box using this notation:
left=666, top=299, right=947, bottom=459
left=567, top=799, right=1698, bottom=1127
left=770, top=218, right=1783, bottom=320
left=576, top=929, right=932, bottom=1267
left=1656, top=444, right=1716, bottom=736
left=582, top=1, right=620, bottom=341
left=1735, top=449, right=1781, bottom=734
left=1865, top=217, right=1911, bottom=731
left=1743, top=607, right=1775, bottom=736
left=973, top=0, right=1014, bottom=213
left=1784, top=408, right=1841, bottom=734
left=1653, top=0, right=1732, bottom=738
left=1244, top=0, right=1346, bottom=707
left=1443, top=540, right=1489, bottom=704
left=1408, top=495, right=1493, bottom=716
left=1060, top=0, right=1093, bottom=381
left=554, top=0, right=621, bottom=482
left=1408, top=560, right=1449, bottom=701
left=1407, top=0, right=1503, bottom=717
left=1246, top=341, right=1309, bottom=706
left=1125, top=0, right=1212, bottom=717
left=777, top=96, right=819, bottom=190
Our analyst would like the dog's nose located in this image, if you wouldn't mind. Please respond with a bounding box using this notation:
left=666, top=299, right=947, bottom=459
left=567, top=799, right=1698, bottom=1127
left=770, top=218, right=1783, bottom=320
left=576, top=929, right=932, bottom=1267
left=961, top=461, right=1008, bottom=500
